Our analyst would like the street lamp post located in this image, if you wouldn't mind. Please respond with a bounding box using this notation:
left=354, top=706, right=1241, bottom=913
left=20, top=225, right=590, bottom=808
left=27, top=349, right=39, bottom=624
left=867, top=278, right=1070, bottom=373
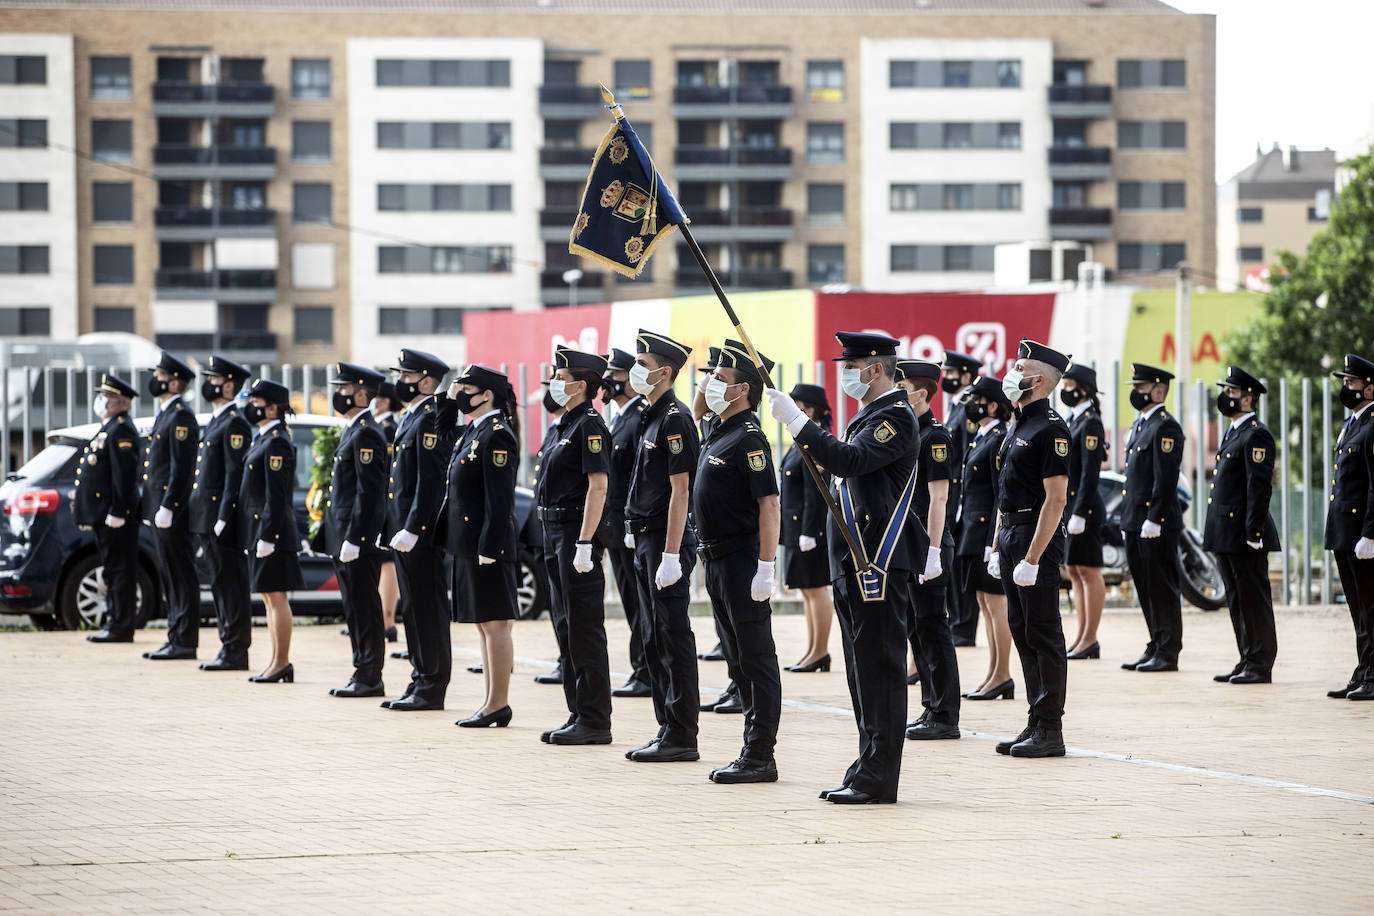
left=562, top=268, right=583, bottom=308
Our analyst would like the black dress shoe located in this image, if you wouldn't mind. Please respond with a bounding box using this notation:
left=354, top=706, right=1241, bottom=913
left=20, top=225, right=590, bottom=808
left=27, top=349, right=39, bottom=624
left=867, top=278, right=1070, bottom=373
left=248, top=663, right=294, bottom=684
left=549, top=723, right=613, bottom=745
left=630, top=742, right=699, bottom=762
left=786, top=654, right=832, bottom=673
left=818, top=785, right=847, bottom=800
left=147, top=644, right=196, bottom=661
left=456, top=706, right=512, bottom=728
left=331, top=680, right=385, bottom=697
left=1214, top=668, right=1241, bottom=683
left=141, top=642, right=171, bottom=658
left=699, top=642, right=726, bottom=662
left=87, top=630, right=133, bottom=643
left=541, top=717, right=575, bottom=743
left=1121, top=650, right=1154, bottom=671
left=1067, top=642, right=1100, bottom=660
left=1136, top=657, right=1178, bottom=672
left=966, top=679, right=1015, bottom=701
left=701, top=688, right=735, bottom=711
left=906, top=720, right=960, bottom=740
left=466, top=664, right=484, bottom=674
left=390, top=649, right=410, bottom=660
left=1327, top=681, right=1359, bottom=699
left=534, top=665, right=563, bottom=685
left=200, top=658, right=249, bottom=671
left=384, top=626, right=399, bottom=643
left=713, top=694, right=744, bottom=714
left=996, top=727, right=1034, bottom=755
left=611, top=679, right=652, bottom=698
left=387, top=694, right=442, bottom=711
left=625, top=738, right=659, bottom=760
left=1347, top=683, right=1374, bottom=700
left=906, top=671, right=921, bottom=685
left=339, top=627, right=350, bottom=636
left=1229, top=669, right=1272, bottom=684
left=1010, top=727, right=1066, bottom=758
left=709, top=758, right=778, bottom=784
left=825, top=787, right=888, bottom=805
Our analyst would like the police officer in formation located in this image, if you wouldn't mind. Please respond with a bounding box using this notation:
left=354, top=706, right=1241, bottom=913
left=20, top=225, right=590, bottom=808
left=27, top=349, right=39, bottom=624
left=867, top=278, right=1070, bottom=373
left=141, top=352, right=201, bottom=661
left=1120, top=363, right=1187, bottom=672
left=766, top=331, right=919, bottom=805
left=988, top=340, right=1072, bottom=758
left=371, top=380, right=402, bottom=646
left=1202, top=366, right=1280, bottom=685
left=1061, top=364, right=1107, bottom=660
left=78, top=375, right=141, bottom=643
left=530, top=382, right=567, bottom=686
left=325, top=362, right=390, bottom=698
left=894, top=360, right=961, bottom=741
left=942, top=351, right=984, bottom=647
left=1326, top=354, right=1374, bottom=701
left=600, top=348, right=652, bottom=698
left=189, top=356, right=253, bottom=671
left=694, top=342, right=782, bottom=783
left=534, top=348, right=614, bottom=744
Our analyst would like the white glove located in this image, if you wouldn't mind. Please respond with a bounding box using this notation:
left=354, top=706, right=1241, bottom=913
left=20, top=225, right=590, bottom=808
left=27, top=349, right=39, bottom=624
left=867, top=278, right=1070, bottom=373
left=918, top=546, right=941, bottom=584
left=697, top=373, right=712, bottom=396
left=1356, top=537, right=1374, bottom=561
left=339, top=540, right=360, bottom=563
left=1012, top=560, right=1038, bottom=587
left=655, top=552, right=682, bottom=589
left=750, top=560, right=775, bottom=601
left=988, top=552, right=1002, bottom=579
left=389, top=529, right=418, bottom=553
left=573, top=541, right=594, bottom=573
left=1246, top=540, right=1263, bottom=551
left=447, top=380, right=462, bottom=401
left=104, top=514, right=125, bottom=529
left=478, top=555, right=496, bottom=566
left=255, top=539, right=275, bottom=558
left=1140, top=520, right=1162, bottom=539
left=1067, top=515, right=1086, bottom=535
left=624, top=532, right=636, bottom=550
left=983, top=545, right=993, bottom=563
left=798, top=534, right=818, bottom=553
left=764, top=388, right=807, bottom=435
left=154, top=506, right=173, bottom=529
left=213, top=519, right=226, bottom=537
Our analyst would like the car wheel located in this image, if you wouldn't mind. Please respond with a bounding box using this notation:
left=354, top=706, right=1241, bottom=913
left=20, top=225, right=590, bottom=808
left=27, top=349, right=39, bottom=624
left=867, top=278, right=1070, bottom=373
left=517, top=548, right=547, bottom=620
left=57, top=553, right=156, bottom=631
left=1178, top=528, right=1227, bottom=611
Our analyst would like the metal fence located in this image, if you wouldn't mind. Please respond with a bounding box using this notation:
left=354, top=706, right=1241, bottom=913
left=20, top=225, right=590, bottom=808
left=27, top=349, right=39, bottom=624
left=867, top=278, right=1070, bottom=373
left=1, top=360, right=1346, bottom=606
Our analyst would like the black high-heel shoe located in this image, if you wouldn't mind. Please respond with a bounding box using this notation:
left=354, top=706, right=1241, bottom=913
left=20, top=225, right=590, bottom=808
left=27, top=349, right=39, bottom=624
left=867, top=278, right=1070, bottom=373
left=249, top=664, right=294, bottom=684
left=456, top=706, right=512, bottom=728
left=1067, top=642, right=1100, bottom=660
left=786, top=654, right=831, bottom=673
left=966, top=678, right=1014, bottom=700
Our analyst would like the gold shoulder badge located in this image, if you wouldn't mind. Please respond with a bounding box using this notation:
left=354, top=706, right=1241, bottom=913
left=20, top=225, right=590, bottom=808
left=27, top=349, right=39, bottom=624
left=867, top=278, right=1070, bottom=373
left=874, top=421, right=896, bottom=443
left=360, top=448, right=374, bottom=465
left=587, top=435, right=602, bottom=454
left=747, top=450, right=766, bottom=472
left=1055, top=438, right=1069, bottom=457
left=1252, top=447, right=1266, bottom=463
left=931, top=444, right=948, bottom=463
left=667, top=434, right=683, bottom=455
left=492, top=449, right=508, bottom=467
left=175, top=426, right=189, bottom=441
left=967, top=420, right=978, bottom=434
left=268, top=455, right=283, bottom=472
left=1085, top=434, right=1099, bottom=451
left=1161, top=437, right=1175, bottom=454
left=229, top=434, right=244, bottom=450
left=422, top=432, right=438, bottom=450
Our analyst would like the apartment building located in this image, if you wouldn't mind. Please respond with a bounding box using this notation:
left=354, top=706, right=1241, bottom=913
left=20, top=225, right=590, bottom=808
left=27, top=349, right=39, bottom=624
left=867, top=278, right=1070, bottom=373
left=0, top=0, right=1215, bottom=364
left=1217, top=144, right=1337, bottom=291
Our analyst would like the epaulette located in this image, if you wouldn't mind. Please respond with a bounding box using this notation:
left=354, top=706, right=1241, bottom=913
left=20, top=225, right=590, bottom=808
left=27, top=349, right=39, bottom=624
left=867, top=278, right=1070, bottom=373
left=116, top=416, right=126, bottom=425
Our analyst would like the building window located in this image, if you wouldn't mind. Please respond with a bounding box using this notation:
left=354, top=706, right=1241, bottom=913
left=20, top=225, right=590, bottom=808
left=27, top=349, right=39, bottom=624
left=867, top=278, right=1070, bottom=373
left=0, top=246, right=49, bottom=274
left=1162, top=182, right=1187, bottom=209
left=94, top=306, right=135, bottom=333
left=614, top=59, right=652, bottom=98
left=807, top=183, right=844, bottom=225
left=375, top=59, right=511, bottom=88
left=996, top=60, right=1021, bottom=88
left=90, top=56, right=131, bottom=99
left=377, top=121, right=512, bottom=150
left=1238, top=246, right=1264, bottom=263
left=943, top=184, right=973, bottom=210
left=1308, top=205, right=1328, bottom=222
left=889, top=184, right=919, bottom=211
left=378, top=306, right=485, bottom=335
left=1237, top=207, right=1263, bottom=223
left=889, top=60, right=917, bottom=88
left=0, top=307, right=50, bottom=336
left=0, top=55, right=45, bottom=85
left=1119, top=181, right=1187, bottom=210
left=806, top=60, right=844, bottom=101
left=942, top=61, right=971, bottom=88
left=292, top=121, right=331, bottom=162
left=92, top=119, right=132, bottom=161
left=377, top=183, right=512, bottom=212
left=1118, top=120, right=1186, bottom=149
left=807, top=244, right=844, bottom=285
left=944, top=245, right=973, bottom=271
left=1118, top=59, right=1186, bottom=89
left=93, top=182, right=133, bottom=222
left=377, top=246, right=512, bottom=274
left=0, top=118, right=47, bottom=148
left=943, top=122, right=972, bottom=149
left=0, top=182, right=47, bottom=211
left=998, top=122, right=1021, bottom=149
left=93, top=245, right=133, bottom=284
left=997, top=183, right=1022, bottom=210
left=806, top=122, right=844, bottom=163
left=1118, top=242, right=1186, bottom=272
left=293, top=306, right=333, bottom=345
left=291, top=58, right=331, bottom=100
left=293, top=183, right=332, bottom=223
left=890, top=244, right=994, bottom=272
left=891, top=121, right=1020, bottom=150
left=888, top=183, right=1021, bottom=211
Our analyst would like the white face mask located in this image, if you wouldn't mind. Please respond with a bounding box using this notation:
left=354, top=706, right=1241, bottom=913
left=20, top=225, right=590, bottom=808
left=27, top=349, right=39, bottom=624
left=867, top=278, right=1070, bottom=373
left=1002, top=368, right=1029, bottom=403
left=92, top=393, right=109, bottom=419
left=629, top=363, right=657, bottom=396
left=548, top=378, right=574, bottom=407
left=704, top=376, right=737, bottom=416
left=839, top=365, right=871, bottom=400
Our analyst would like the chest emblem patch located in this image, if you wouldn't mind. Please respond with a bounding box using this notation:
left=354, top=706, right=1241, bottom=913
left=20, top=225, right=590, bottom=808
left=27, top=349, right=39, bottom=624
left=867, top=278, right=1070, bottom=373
left=175, top=426, right=189, bottom=441
left=667, top=434, right=683, bottom=455
left=931, top=444, right=948, bottom=463
left=1252, top=447, right=1266, bottom=463
left=1085, top=435, right=1099, bottom=451
left=229, top=434, right=244, bottom=450
left=492, top=449, right=508, bottom=467
left=588, top=435, right=602, bottom=454
left=1055, top=438, right=1069, bottom=457
left=422, top=432, right=438, bottom=450
left=360, top=448, right=374, bottom=464
left=1161, top=437, right=1175, bottom=454
left=269, top=455, right=283, bottom=472
left=747, top=450, right=766, bottom=472
left=874, top=421, right=896, bottom=443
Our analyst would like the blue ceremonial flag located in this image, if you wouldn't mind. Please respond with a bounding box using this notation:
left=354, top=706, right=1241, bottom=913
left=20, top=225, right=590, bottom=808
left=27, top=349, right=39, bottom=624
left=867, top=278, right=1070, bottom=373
left=568, top=86, right=688, bottom=278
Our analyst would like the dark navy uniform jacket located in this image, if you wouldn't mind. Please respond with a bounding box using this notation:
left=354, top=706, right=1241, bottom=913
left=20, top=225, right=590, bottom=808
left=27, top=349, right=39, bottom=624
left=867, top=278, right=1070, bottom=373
left=995, top=398, right=1071, bottom=523
left=693, top=410, right=778, bottom=544
left=1326, top=406, right=1374, bottom=551
left=913, top=410, right=954, bottom=550
left=386, top=394, right=459, bottom=546
left=780, top=437, right=830, bottom=548
left=73, top=412, right=141, bottom=526
left=606, top=396, right=646, bottom=513
left=958, top=420, right=1004, bottom=558
left=141, top=395, right=198, bottom=521
left=536, top=402, right=611, bottom=510
left=237, top=424, right=296, bottom=551
left=626, top=394, right=700, bottom=522
left=1067, top=406, right=1107, bottom=531
left=793, top=387, right=920, bottom=579
left=439, top=411, right=519, bottom=561
left=188, top=404, right=252, bottom=538
left=946, top=389, right=974, bottom=515
left=325, top=412, right=389, bottom=557
left=1121, top=405, right=1185, bottom=532
left=1203, top=413, right=1279, bottom=553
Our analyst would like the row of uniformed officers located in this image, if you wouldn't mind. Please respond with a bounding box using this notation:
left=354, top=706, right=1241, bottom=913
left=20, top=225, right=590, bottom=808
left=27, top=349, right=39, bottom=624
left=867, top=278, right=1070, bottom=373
left=72, top=334, right=1374, bottom=804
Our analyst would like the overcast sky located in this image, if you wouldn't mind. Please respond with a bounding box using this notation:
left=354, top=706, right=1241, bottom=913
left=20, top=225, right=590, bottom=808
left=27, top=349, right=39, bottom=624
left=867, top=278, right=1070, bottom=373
left=1167, top=0, right=1374, bottom=180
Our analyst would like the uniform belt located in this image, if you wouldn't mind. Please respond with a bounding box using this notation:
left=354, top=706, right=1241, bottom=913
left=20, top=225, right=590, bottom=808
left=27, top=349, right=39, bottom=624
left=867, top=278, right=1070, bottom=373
left=1000, top=509, right=1038, bottom=527
left=696, top=533, right=755, bottom=562
left=537, top=506, right=583, bottom=523
left=625, top=515, right=667, bottom=536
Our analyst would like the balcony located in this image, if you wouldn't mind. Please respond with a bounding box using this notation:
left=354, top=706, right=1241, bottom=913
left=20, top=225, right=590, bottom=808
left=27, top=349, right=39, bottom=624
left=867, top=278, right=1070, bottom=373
left=674, top=146, right=793, bottom=181
left=538, top=85, right=606, bottom=118
left=1049, top=207, right=1114, bottom=241
left=1048, top=84, right=1113, bottom=118
left=153, top=206, right=278, bottom=241
left=539, top=145, right=598, bottom=180
left=672, top=84, right=793, bottom=119
left=155, top=268, right=277, bottom=303
left=152, top=144, right=277, bottom=180
left=154, top=332, right=278, bottom=364
left=674, top=266, right=793, bottom=292
left=684, top=207, right=794, bottom=243
left=1048, top=146, right=1112, bottom=180
left=150, top=80, right=275, bottom=117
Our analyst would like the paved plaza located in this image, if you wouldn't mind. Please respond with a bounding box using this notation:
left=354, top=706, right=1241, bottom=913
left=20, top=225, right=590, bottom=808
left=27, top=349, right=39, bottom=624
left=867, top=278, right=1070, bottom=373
left=2, top=604, right=1371, bottom=913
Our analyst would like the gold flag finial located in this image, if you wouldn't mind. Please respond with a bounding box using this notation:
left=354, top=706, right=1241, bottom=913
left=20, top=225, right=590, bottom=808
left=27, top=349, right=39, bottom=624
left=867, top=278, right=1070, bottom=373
left=599, top=83, right=624, bottom=120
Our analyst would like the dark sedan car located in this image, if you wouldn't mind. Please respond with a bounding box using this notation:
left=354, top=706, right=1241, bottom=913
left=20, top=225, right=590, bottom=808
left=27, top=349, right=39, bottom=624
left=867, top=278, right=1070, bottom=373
left=0, top=416, right=547, bottom=630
